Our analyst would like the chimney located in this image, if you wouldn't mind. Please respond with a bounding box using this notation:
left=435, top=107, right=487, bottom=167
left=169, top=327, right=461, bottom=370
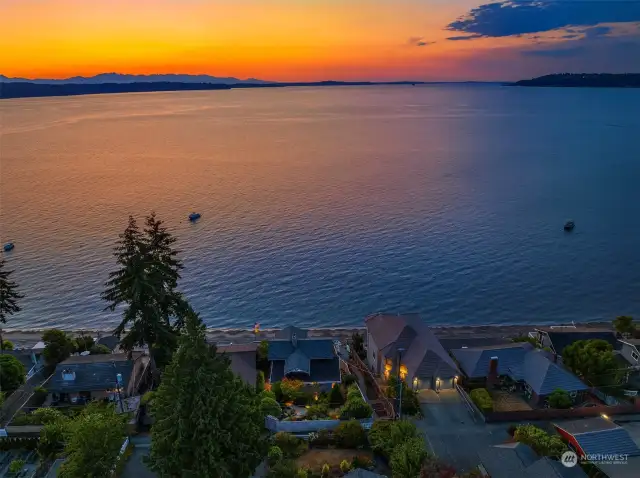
left=292, top=333, right=298, bottom=348
left=489, top=356, right=499, bottom=375
left=62, top=369, right=76, bottom=381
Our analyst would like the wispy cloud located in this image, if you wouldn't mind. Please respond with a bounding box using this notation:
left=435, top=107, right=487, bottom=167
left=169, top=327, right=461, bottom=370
left=408, top=36, right=435, bottom=47
left=446, top=35, right=484, bottom=41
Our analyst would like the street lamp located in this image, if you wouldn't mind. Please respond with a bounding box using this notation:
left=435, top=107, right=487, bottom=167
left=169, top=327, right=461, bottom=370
left=397, top=348, right=405, bottom=420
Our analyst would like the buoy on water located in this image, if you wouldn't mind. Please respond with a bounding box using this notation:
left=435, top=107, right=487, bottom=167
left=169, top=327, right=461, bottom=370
left=188, top=212, right=201, bottom=222
left=3, top=242, right=15, bottom=252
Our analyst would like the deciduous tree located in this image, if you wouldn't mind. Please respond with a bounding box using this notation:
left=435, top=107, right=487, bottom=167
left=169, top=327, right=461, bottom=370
left=0, top=354, right=25, bottom=392
left=548, top=389, right=573, bottom=409
left=149, top=311, right=267, bottom=477
left=42, top=329, right=74, bottom=369
left=562, top=339, right=620, bottom=387
left=613, top=316, right=635, bottom=336
left=58, top=404, right=127, bottom=478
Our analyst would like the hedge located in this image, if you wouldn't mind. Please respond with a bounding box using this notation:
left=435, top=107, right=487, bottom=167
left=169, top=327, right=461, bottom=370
left=470, top=388, right=493, bottom=413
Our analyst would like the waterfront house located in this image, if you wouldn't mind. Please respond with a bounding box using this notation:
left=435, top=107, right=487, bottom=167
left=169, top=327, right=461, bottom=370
left=47, top=352, right=151, bottom=405
left=477, top=442, right=587, bottom=478
left=451, top=343, right=589, bottom=406
left=618, top=339, right=640, bottom=367
left=216, top=342, right=258, bottom=387
left=364, top=313, right=459, bottom=391
left=534, top=327, right=618, bottom=360
left=267, top=326, right=341, bottom=390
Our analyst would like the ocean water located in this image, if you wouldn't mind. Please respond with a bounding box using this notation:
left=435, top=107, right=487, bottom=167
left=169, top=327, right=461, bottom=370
left=1, top=85, right=640, bottom=330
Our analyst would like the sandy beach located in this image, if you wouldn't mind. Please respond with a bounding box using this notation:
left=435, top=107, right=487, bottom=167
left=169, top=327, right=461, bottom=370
left=2, top=321, right=613, bottom=349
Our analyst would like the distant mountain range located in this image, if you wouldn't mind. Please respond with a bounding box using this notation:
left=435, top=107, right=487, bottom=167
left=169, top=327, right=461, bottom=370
left=0, top=73, right=272, bottom=85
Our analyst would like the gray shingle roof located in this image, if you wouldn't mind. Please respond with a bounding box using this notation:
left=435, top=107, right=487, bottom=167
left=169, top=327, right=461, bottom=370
left=366, top=313, right=459, bottom=381
left=556, top=419, right=640, bottom=457
left=518, top=350, right=588, bottom=395
left=284, top=349, right=311, bottom=375
left=452, top=344, right=587, bottom=395
left=217, top=347, right=257, bottom=386
left=451, top=343, right=533, bottom=378
left=479, top=443, right=588, bottom=478
left=270, top=358, right=341, bottom=383
left=48, top=354, right=134, bottom=393
left=268, top=339, right=335, bottom=360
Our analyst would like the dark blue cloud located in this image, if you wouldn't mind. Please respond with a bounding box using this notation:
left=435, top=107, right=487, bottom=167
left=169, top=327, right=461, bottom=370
left=446, top=0, right=640, bottom=38
left=584, top=25, right=612, bottom=37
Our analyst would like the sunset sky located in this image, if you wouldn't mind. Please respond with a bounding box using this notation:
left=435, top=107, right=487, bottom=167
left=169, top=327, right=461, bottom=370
left=2, top=0, right=639, bottom=81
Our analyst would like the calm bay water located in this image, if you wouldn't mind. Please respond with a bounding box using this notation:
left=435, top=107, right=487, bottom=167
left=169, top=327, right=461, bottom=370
left=1, top=85, right=640, bottom=330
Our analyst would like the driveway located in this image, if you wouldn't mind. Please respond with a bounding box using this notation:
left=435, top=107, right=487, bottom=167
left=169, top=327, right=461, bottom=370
left=416, top=390, right=510, bottom=474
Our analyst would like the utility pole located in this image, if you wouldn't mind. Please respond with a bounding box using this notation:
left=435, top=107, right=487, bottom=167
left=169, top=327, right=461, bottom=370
left=397, top=348, right=405, bottom=420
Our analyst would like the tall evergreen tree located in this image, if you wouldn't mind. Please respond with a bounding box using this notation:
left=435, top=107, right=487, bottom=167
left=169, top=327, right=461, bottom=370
left=0, top=260, right=24, bottom=353
left=149, top=312, right=267, bottom=478
left=102, top=214, right=188, bottom=367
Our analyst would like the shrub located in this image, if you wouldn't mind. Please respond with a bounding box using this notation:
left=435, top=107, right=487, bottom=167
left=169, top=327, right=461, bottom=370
left=33, top=386, right=48, bottom=406
left=369, top=420, right=418, bottom=458
left=267, top=459, right=298, bottom=478
left=296, top=468, right=308, bottom=478
left=257, top=371, right=266, bottom=393
left=73, top=335, right=95, bottom=353
left=514, top=424, right=567, bottom=457
left=141, top=391, right=156, bottom=406
left=329, top=384, right=345, bottom=407
left=390, top=437, right=429, bottom=478
left=321, top=463, right=330, bottom=478
left=470, top=388, right=493, bottom=413
left=273, top=432, right=308, bottom=459
left=342, top=374, right=358, bottom=386
left=346, top=385, right=362, bottom=401
left=90, top=344, right=112, bottom=355
left=340, top=397, right=373, bottom=420
left=306, top=403, right=329, bottom=420
left=260, top=389, right=277, bottom=401
left=548, top=389, right=573, bottom=409
left=261, top=397, right=282, bottom=418
left=9, top=459, right=25, bottom=473
left=334, top=420, right=367, bottom=449
left=401, top=388, right=421, bottom=416
left=310, top=429, right=334, bottom=448
left=272, top=382, right=283, bottom=402
left=280, top=378, right=304, bottom=402
left=293, top=392, right=312, bottom=406
left=268, top=446, right=283, bottom=465
left=340, top=459, right=351, bottom=473
left=2, top=340, right=14, bottom=351
left=352, top=455, right=374, bottom=470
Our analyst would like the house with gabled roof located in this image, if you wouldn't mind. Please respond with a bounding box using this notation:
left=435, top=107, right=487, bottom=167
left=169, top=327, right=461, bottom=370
left=478, top=442, right=587, bottom=478
left=365, top=313, right=459, bottom=391
left=451, top=343, right=589, bottom=406
left=534, top=326, right=618, bottom=359
left=267, top=326, right=341, bottom=390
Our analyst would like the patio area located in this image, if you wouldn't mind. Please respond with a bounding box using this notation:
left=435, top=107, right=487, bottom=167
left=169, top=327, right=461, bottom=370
left=490, top=390, right=532, bottom=412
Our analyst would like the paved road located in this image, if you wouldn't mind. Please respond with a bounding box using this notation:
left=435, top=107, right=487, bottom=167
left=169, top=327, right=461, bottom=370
left=416, top=390, right=509, bottom=474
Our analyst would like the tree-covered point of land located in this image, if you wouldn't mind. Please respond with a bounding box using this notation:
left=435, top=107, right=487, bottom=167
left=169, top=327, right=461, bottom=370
left=149, top=311, right=267, bottom=478
left=0, top=260, right=24, bottom=352
left=562, top=339, right=620, bottom=387
left=102, top=214, right=191, bottom=368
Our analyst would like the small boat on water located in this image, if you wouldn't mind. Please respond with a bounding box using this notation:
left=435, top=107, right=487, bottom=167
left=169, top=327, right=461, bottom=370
left=564, top=220, right=575, bottom=231
left=188, top=212, right=201, bottom=222
left=3, top=242, right=15, bottom=252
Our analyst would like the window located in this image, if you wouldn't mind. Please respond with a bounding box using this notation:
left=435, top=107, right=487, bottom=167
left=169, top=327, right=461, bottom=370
left=631, top=350, right=639, bottom=362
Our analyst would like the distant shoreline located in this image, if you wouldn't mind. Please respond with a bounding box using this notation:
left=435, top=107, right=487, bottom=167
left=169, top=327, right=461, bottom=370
left=514, top=73, right=640, bottom=88
left=3, top=321, right=612, bottom=348
left=0, top=80, right=503, bottom=100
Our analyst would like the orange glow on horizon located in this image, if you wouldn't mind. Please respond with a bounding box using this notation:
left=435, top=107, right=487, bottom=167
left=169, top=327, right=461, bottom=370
left=0, top=0, right=572, bottom=82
